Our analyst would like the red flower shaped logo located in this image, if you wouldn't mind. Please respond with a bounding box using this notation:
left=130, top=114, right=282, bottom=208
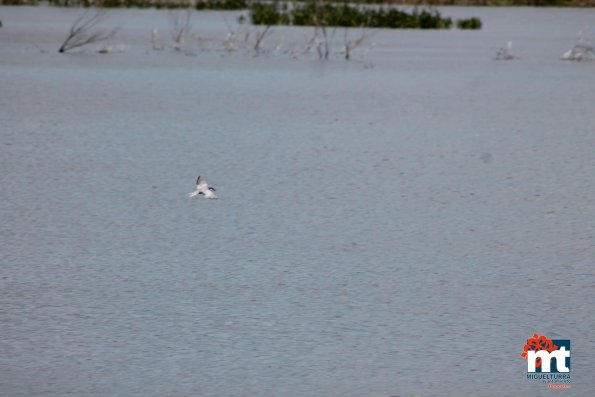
left=521, top=333, right=558, bottom=368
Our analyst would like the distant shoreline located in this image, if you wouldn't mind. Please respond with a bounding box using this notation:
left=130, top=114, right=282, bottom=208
left=315, top=0, right=595, bottom=7
left=391, top=0, right=595, bottom=7
left=1, top=0, right=594, bottom=8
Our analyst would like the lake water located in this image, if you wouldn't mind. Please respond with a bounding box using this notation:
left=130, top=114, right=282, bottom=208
left=1, top=5, right=594, bottom=397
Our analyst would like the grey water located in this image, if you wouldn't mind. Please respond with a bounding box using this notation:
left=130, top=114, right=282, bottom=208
left=1, top=5, right=595, bottom=397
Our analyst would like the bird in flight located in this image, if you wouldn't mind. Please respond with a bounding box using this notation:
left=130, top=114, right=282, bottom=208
left=188, top=176, right=217, bottom=199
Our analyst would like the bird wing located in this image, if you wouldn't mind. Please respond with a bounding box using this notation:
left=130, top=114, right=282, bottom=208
left=196, top=176, right=209, bottom=192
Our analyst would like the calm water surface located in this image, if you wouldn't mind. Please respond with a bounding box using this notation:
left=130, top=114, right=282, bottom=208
left=1, top=6, right=595, bottom=397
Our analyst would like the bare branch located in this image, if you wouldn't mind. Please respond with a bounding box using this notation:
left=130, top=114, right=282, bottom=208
left=252, top=25, right=272, bottom=54
left=222, top=16, right=243, bottom=52
left=59, top=10, right=118, bottom=53
left=344, top=28, right=366, bottom=60
left=169, top=9, right=192, bottom=51
left=311, top=1, right=336, bottom=60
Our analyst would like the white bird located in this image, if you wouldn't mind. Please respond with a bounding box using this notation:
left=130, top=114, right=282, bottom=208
left=561, top=31, right=594, bottom=61
left=496, top=41, right=515, bottom=60
left=561, top=48, right=574, bottom=60
left=188, top=176, right=217, bottom=199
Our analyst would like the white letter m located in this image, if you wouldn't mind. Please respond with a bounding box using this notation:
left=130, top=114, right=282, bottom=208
left=527, top=347, right=570, bottom=373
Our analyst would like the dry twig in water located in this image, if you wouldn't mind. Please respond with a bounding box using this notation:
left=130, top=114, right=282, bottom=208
left=59, top=10, right=118, bottom=53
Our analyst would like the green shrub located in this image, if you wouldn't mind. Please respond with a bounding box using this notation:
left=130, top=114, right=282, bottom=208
left=196, top=0, right=246, bottom=10
left=48, top=0, right=246, bottom=8
left=457, top=17, right=482, bottom=30
left=250, top=3, right=290, bottom=25
left=101, top=0, right=121, bottom=7
left=250, top=3, right=453, bottom=29
left=418, top=9, right=452, bottom=29
left=1, top=0, right=39, bottom=4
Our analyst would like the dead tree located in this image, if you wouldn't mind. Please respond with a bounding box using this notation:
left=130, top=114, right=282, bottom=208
left=344, top=28, right=366, bottom=60
left=312, top=0, right=336, bottom=60
left=252, top=25, right=272, bottom=54
left=169, top=9, right=192, bottom=51
left=222, top=16, right=246, bottom=52
left=315, top=25, right=328, bottom=59
left=58, top=10, right=118, bottom=53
